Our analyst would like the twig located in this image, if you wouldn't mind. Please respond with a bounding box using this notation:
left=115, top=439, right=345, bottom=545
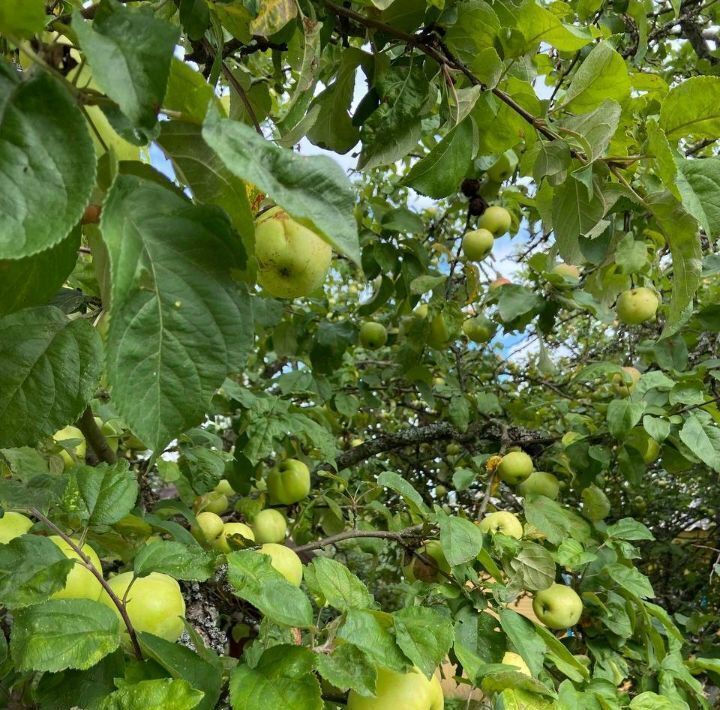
left=293, top=524, right=425, bottom=553
left=76, top=406, right=116, bottom=464
left=221, top=62, right=263, bottom=136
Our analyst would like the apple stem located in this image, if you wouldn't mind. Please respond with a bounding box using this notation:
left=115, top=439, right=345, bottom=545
left=29, top=508, right=144, bottom=661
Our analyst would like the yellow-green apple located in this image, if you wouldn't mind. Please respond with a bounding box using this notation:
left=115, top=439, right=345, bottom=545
left=616, top=287, right=659, bottom=325
left=259, top=543, right=303, bottom=586
left=191, top=511, right=225, bottom=545
left=194, top=491, right=229, bottom=515
left=254, top=207, right=332, bottom=299
left=487, top=152, right=518, bottom=183
left=625, top=428, right=661, bottom=463
left=478, top=511, right=523, bottom=539
left=612, top=366, right=641, bottom=396
left=502, top=651, right=531, bottom=676
left=497, top=451, right=534, bottom=484
left=462, top=315, right=496, bottom=344
left=359, top=321, right=388, bottom=349
left=347, top=666, right=443, bottom=710
left=428, top=313, right=450, bottom=349
left=533, top=583, right=583, bottom=629
left=435, top=484, right=447, bottom=497
left=214, top=522, right=255, bottom=553
left=214, top=479, right=235, bottom=496
left=477, top=206, right=512, bottom=235
left=405, top=540, right=451, bottom=582
left=581, top=485, right=611, bottom=521
left=462, top=228, right=494, bottom=261
left=0, top=512, right=33, bottom=543
left=551, top=263, right=580, bottom=287
left=49, top=535, right=104, bottom=600
left=267, top=459, right=311, bottom=505
left=103, top=571, right=185, bottom=642
left=517, top=472, right=560, bottom=500
left=53, top=425, right=86, bottom=469
left=252, top=508, right=288, bottom=544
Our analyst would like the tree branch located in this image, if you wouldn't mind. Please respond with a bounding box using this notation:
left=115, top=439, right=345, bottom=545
left=293, top=523, right=426, bottom=553
left=77, top=406, right=116, bottom=464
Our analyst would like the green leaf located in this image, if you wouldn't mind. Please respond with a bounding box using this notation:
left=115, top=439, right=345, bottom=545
left=0, top=227, right=80, bottom=317
left=101, top=174, right=252, bottom=452
left=444, top=1, right=501, bottom=71
left=376, top=472, right=429, bottom=518
left=556, top=539, right=597, bottom=570
left=226, top=550, right=313, bottom=628
left=605, top=518, right=654, bottom=541
left=659, top=76, right=720, bottom=140
left=203, top=108, right=360, bottom=264
left=337, top=609, right=409, bottom=672
left=11, top=599, right=121, bottom=672
left=315, top=644, right=377, bottom=697
left=0, top=535, right=74, bottom=609
left=515, top=0, right=593, bottom=52
left=0, top=306, right=102, bottom=448
left=393, top=606, right=454, bottom=678
left=249, top=0, right=297, bottom=36
left=508, top=541, right=555, bottom=591
left=402, top=119, right=475, bottom=198
left=562, top=43, right=630, bottom=113
left=138, top=632, right=222, bottom=710
left=676, top=157, right=720, bottom=238
left=605, top=563, right=654, bottom=599
left=607, top=400, right=645, bottom=439
left=533, top=624, right=589, bottom=681
left=498, top=608, right=546, bottom=677
left=164, top=58, right=221, bottom=125
left=558, top=100, right=621, bottom=162
left=524, top=496, right=590, bottom=546
left=306, top=556, right=374, bottom=612
left=100, top=679, right=203, bottom=710
left=614, top=233, right=648, bottom=274
left=73, top=1, right=179, bottom=139
left=0, top=0, right=45, bottom=37
left=134, top=541, right=215, bottom=582
left=0, top=65, right=95, bottom=259
left=629, top=692, right=677, bottom=709
left=157, top=121, right=254, bottom=240
left=438, top=511, right=484, bottom=565
left=63, top=461, right=139, bottom=526
left=497, top=285, right=543, bottom=323
left=679, top=412, right=720, bottom=471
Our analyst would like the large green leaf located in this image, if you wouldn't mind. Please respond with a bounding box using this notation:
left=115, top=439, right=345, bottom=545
left=676, top=157, right=720, bottom=238
left=133, top=540, right=215, bottom=582
left=393, top=606, right=454, bottom=678
left=498, top=608, right=546, bottom=677
left=315, top=644, right=377, bottom=697
left=337, top=609, right=409, bottom=672
left=0, top=0, right=45, bottom=37
left=99, top=679, right=203, bottom=710
left=0, top=306, right=102, bottom=448
left=562, top=43, right=630, bottom=113
left=0, top=65, right=95, bottom=259
left=515, top=0, right=593, bottom=52
left=101, top=174, right=253, bottom=452
left=202, top=108, right=360, bottom=263
left=438, top=510, right=484, bottom=565
left=73, top=0, right=179, bottom=139
left=306, top=556, right=374, bottom=612
left=679, top=412, right=720, bottom=471
left=659, top=76, right=720, bottom=140
left=605, top=563, right=654, bottom=599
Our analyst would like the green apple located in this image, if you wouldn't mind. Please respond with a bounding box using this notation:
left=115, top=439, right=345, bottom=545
left=404, top=540, right=451, bottom=583
left=533, top=583, right=583, bottom=629
left=462, top=315, right=496, bottom=344
left=195, top=491, right=229, bottom=515
left=462, top=228, right=494, bottom=261
left=551, top=263, right=581, bottom=286
left=94, top=417, right=121, bottom=453
left=502, top=651, right=531, bottom=676
left=0, top=512, right=33, bottom=543
left=214, top=522, right=255, bottom=553
left=254, top=207, right=332, bottom=299
left=259, top=543, right=303, bottom=586
left=347, top=666, right=443, bottom=710
left=214, top=479, right=235, bottom=496
left=53, top=425, right=87, bottom=469
left=267, top=459, right=311, bottom=505
left=103, top=571, right=185, bottom=642
left=435, top=484, right=447, bottom=497
left=428, top=313, right=450, bottom=349
left=517, top=472, right=560, bottom=500
left=612, top=366, right=641, bottom=396
left=487, top=151, right=518, bottom=183
left=49, top=535, right=104, bottom=601
left=478, top=511, right=523, bottom=539
left=616, top=287, right=659, bottom=325
left=252, top=508, right=288, bottom=544
left=581, top=485, right=611, bottom=521
left=359, top=321, right=388, bottom=349
left=625, top=428, right=660, bottom=463
left=497, top=451, right=534, bottom=484
left=191, top=511, right=225, bottom=545
left=477, top=205, right=512, bottom=236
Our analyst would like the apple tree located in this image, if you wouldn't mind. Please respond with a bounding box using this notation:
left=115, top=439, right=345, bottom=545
left=0, top=0, right=719, bottom=708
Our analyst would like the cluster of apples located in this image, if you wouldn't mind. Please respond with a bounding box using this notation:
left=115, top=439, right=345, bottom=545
left=461, top=205, right=513, bottom=262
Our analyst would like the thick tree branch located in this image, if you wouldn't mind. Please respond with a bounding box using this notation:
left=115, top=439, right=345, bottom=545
left=293, top=523, right=426, bottom=553
left=77, top=406, right=116, bottom=464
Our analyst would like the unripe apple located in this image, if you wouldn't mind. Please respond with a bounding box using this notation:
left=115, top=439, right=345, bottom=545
left=260, top=543, right=303, bottom=586
left=497, top=451, right=534, bottom=484
left=533, top=583, right=583, bottom=629
left=53, top=425, right=87, bottom=469
left=477, top=205, right=512, bottom=236
left=267, top=459, right=311, bottom=505
left=478, top=511, right=523, bottom=539
left=581, top=485, right=611, bottom=521
left=625, top=428, right=660, bottom=464
left=404, top=540, right=451, bottom=583
left=435, top=484, right=447, bottom=497
left=517, top=472, right=560, bottom=500
left=427, top=313, right=450, bottom=349
left=551, top=263, right=581, bottom=288
left=214, top=479, right=235, bottom=496
left=462, top=228, right=494, bottom=261
left=347, top=666, right=443, bottom=710
left=359, top=321, right=388, bottom=350
left=616, top=287, right=659, bottom=325
left=502, top=651, right=531, bottom=676
left=254, top=207, right=332, bottom=299
left=214, top=522, right=255, bottom=553
left=94, top=417, right=121, bottom=453
left=49, top=536, right=104, bottom=601
left=462, top=315, right=496, bottom=344
left=195, top=491, right=229, bottom=515
left=252, top=508, right=287, bottom=544
left=612, top=366, right=641, bottom=396
left=191, top=511, right=224, bottom=545
left=0, top=512, right=33, bottom=543
left=487, top=152, right=518, bottom=183
left=103, top=571, right=185, bottom=642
